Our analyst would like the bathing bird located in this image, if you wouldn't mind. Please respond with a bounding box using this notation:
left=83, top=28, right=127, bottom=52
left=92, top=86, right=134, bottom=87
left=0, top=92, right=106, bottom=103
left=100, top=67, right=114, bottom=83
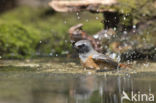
left=74, top=40, right=127, bottom=71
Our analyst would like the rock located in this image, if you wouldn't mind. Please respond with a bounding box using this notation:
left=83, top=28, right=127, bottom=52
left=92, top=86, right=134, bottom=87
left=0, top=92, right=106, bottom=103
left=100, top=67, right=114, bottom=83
left=120, top=46, right=156, bottom=62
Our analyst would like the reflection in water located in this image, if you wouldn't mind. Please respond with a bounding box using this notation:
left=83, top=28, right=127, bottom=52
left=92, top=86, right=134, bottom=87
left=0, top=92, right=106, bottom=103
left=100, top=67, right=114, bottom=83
left=0, top=70, right=155, bottom=103
left=72, top=75, right=133, bottom=103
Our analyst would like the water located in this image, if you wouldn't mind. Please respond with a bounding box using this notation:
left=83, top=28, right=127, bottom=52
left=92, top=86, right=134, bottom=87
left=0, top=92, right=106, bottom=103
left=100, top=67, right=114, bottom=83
left=0, top=63, right=156, bottom=103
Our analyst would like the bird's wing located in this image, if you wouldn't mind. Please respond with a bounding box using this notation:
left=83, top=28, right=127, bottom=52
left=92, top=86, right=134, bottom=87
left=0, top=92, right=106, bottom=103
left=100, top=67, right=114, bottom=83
left=92, top=54, right=118, bottom=69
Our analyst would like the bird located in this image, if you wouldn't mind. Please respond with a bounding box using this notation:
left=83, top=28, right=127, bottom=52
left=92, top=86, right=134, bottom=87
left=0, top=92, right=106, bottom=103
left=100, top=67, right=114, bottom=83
left=74, top=40, right=127, bottom=71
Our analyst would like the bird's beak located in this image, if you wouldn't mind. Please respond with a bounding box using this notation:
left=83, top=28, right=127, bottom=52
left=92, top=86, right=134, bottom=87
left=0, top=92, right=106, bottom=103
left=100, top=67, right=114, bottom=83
left=71, top=41, right=79, bottom=51
left=71, top=40, right=76, bottom=47
left=73, top=44, right=80, bottom=51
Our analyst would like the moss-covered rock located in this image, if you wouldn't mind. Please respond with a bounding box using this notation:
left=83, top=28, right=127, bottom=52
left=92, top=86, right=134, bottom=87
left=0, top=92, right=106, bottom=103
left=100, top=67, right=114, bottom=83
left=0, top=24, right=40, bottom=58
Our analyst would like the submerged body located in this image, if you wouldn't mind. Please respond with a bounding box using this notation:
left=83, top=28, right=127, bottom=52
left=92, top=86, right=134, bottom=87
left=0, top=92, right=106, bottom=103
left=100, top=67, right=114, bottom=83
left=74, top=40, right=119, bottom=70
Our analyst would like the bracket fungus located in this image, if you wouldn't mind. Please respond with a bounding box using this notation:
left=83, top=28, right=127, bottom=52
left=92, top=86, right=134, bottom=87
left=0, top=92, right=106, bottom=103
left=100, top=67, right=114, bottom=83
left=49, top=0, right=117, bottom=13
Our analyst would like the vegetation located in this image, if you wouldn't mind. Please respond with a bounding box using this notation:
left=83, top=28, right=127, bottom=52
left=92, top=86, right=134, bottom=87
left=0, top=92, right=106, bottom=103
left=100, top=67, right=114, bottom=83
left=0, top=7, right=103, bottom=58
left=100, top=0, right=156, bottom=29
left=0, top=0, right=155, bottom=59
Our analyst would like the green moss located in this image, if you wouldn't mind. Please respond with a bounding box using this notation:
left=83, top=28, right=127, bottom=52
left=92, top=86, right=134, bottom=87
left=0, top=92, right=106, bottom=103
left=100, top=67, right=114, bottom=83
left=0, top=24, right=40, bottom=58
left=100, top=0, right=156, bottom=26
left=0, top=7, right=103, bottom=58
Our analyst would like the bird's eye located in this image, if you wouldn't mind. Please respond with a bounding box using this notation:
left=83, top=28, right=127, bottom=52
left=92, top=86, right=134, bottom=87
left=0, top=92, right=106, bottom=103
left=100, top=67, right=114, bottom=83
left=78, top=44, right=85, bottom=48
left=78, top=45, right=83, bottom=48
left=82, top=44, right=86, bottom=46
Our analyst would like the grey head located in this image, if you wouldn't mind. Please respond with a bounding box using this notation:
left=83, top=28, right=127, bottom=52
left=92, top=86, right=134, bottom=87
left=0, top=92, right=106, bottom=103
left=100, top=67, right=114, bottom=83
left=74, top=40, right=96, bottom=55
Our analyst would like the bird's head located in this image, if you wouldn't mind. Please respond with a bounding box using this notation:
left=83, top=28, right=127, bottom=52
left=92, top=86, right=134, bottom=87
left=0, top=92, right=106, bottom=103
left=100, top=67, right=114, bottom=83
left=74, top=40, right=94, bottom=54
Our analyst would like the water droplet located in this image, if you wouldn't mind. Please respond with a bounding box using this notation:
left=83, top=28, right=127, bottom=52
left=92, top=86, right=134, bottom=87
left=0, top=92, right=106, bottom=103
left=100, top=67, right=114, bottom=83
left=123, top=17, right=126, bottom=20
left=117, top=55, right=121, bottom=62
left=76, top=12, right=79, bottom=16
left=96, top=17, right=99, bottom=20
left=56, top=54, right=58, bottom=57
left=93, top=34, right=99, bottom=39
left=88, top=71, right=92, bottom=75
left=123, top=31, right=127, bottom=34
left=109, top=53, right=117, bottom=59
left=64, top=40, right=68, bottom=43
left=114, top=27, right=117, bottom=31
left=77, top=16, right=81, bottom=20
left=49, top=53, right=53, bottom=56
left=104, top=33, right=108, bottom=38
left=133, top=25, right=136, bottom=29
left=64, top=21, right=67, bottom=24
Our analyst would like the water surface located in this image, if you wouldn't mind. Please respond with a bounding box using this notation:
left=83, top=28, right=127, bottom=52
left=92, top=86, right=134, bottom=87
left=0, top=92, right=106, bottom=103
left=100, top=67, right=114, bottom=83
left=0, top=59, right=156, bottom=103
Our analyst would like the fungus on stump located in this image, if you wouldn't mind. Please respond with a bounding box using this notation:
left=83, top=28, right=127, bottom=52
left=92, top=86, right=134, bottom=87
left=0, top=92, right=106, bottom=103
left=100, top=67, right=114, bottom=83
left=48, top=0, right=117, bottom=12
left=48, top=0, right=120, bottom=29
